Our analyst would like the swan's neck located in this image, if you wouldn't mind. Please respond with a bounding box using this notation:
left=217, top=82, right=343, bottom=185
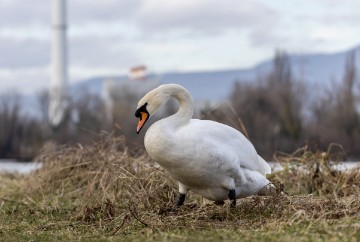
left=167, top=87, right=194, bottom=127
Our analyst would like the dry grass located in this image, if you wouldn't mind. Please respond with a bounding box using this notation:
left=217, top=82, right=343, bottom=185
left=1, top=136, right=360, bottom=241
left=273, top=144, right=360, bottom=198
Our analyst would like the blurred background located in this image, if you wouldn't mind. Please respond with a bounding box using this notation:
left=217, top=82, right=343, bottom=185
left=1, top=0, right=360, bottom=167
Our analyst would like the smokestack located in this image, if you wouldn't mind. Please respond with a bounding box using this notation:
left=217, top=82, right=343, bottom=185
left=49, top=0, right=68, bottom=127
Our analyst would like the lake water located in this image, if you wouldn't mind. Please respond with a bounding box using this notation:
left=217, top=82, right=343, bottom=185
left=0, top=159, right=358, bottom=175
left=0, top=160, right=41, bottom=174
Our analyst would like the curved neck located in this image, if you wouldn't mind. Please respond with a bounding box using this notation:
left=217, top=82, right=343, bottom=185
left=167, top=85, right=194, bottom=126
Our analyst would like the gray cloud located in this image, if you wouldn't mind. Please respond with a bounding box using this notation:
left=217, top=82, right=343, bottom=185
left=69, top=0, right=141, bottom=24
left=0, top=0, right=280, bottom=33
left=69, top=36, right=140, bottom=69
left=0, top=67, right=50, bottom=94
left=0, top=0, right=140, bottom=27
left=286, top=0, right=360, bottom=27
left=249, top=25, right=283, bottom=47
left=1, top=0, right=359, bottom=96
left=0, top=38, right=50, bottom=68
left=0, top=1, right=50, bottom=26
left=136, top=0, right=279, bottom=37
left=317, top=13, right=360, bottom=25
left=1, top=0, right=280, bottom=43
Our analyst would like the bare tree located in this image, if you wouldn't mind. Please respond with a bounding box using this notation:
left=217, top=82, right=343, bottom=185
left=229, top=51, right=305, bottom=159
left=0, top=93, right=45, bottom=159
left=0, top=94, right=21, bottom=157
left=311, top=51, right=360, bottom=157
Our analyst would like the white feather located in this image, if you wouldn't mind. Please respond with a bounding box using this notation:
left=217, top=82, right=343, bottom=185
left=137, top=84, right=273, bottom=201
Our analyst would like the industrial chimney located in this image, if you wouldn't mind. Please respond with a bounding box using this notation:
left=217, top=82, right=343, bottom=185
left=49, top=0, right=68, bottom=127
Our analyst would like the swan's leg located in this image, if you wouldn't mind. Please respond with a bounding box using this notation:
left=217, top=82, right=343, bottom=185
left=221, top=178, right=236, bottom=208
left=176, top=193, right=186, bottom=206
left=228, top=189, right=236, bottom=208
left=176, top=182, right=189, bottom=207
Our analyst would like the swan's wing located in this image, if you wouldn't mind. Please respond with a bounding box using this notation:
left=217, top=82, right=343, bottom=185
left=181, top=119, right=271, bottom=175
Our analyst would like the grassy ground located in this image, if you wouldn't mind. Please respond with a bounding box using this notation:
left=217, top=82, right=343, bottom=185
left=1, top=137, right=359, bottom=241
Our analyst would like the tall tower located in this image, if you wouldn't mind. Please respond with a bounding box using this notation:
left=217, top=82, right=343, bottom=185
left=49, top=0, right=68, bottom=127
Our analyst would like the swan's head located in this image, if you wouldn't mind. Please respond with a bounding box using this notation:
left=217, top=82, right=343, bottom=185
left=135, top=85, right=172, bottom=134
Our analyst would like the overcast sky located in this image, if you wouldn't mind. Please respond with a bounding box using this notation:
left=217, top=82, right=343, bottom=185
left=1, top=0, right=360, bottom=94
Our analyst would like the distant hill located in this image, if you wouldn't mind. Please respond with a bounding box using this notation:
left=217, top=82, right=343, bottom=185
left=73, top=44, right=360, bottom=102
left=19, top=44, right=360, bottom=118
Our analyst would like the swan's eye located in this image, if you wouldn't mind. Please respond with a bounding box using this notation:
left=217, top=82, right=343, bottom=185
left=135, top=110, right=142, bottom=119
left=135, top=103, right=149, bottom=120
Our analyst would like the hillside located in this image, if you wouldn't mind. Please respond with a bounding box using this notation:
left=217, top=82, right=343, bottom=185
left=18, top=44, right=360, bottom=118
left=74, top=45, right=360, bottom=102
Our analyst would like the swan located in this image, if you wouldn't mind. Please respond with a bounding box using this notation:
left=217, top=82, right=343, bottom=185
left=135, top=84, right=274, bottom=207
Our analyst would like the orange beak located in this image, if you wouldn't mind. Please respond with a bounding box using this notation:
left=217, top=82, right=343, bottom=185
left=136, top=112, right=149, bottom=134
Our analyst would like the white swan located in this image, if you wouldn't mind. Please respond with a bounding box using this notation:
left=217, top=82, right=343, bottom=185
left=135, top=84, right=274, bottom=207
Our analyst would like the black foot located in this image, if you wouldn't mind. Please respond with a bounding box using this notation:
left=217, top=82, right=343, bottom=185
left=228, top=189, right=236, bottom=208
left=214, top=201, right=225, bottom=206
left=176, top=193, right=186, bottom=207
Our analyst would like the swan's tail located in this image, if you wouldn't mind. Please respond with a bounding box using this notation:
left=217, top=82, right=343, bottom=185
left=257, top=155, right=271, bottom=175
